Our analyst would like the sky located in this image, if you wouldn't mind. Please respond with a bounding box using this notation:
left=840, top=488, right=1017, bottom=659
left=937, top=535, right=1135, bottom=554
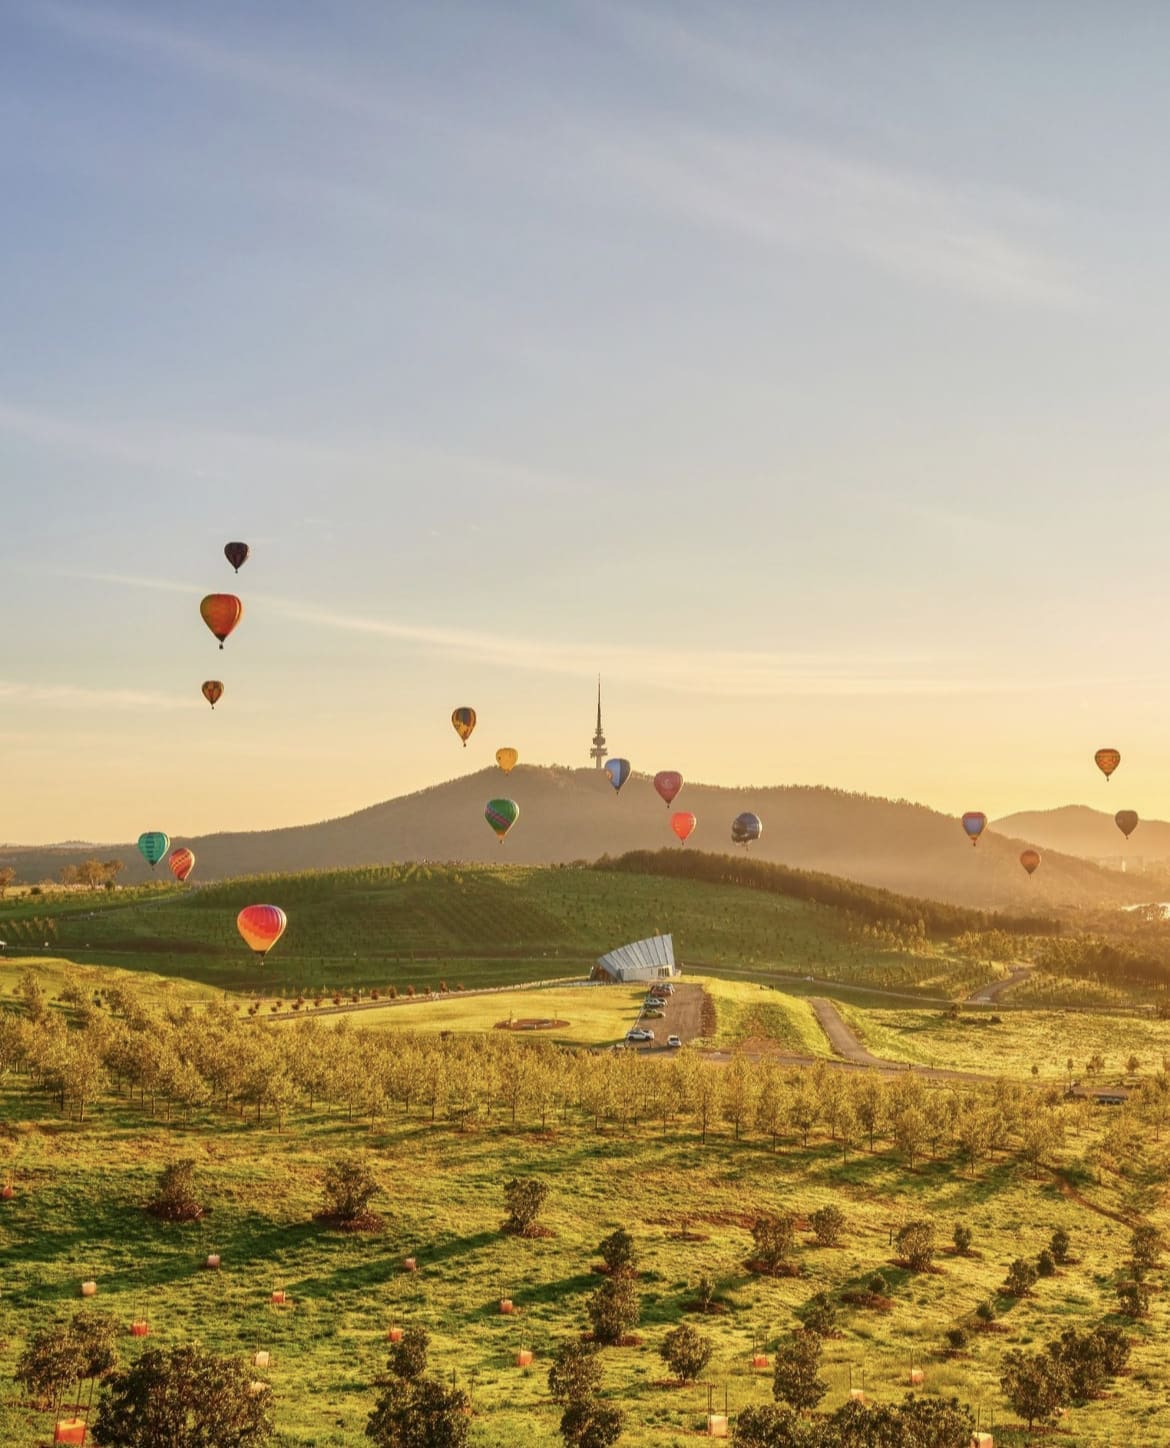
left=3, top=0, right=1170, bottom=843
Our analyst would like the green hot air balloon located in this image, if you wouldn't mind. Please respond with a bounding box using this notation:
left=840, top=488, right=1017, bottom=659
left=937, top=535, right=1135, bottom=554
left=485, top=798, right=519, bottom=843
left=137, top=831, right=171, bottom=869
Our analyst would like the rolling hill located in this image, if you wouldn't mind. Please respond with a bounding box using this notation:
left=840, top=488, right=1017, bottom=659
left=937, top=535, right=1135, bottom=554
left=994, top=804, right=1170, bottom=865
left=1, top=766, right=1146, bottom=910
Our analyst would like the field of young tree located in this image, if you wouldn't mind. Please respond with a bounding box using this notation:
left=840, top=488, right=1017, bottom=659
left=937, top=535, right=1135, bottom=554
left=0, top=964, right=1168, bottom=1445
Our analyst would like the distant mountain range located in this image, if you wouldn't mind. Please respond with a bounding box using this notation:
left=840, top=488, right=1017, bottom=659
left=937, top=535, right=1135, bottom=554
left=0, top=767, right=1148, bottom=913
left=994, top=805, right=1170, bottom=866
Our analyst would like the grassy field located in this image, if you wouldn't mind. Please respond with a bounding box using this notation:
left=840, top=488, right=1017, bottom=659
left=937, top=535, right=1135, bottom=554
left=0, top=1073, right=1164, bottom=1447
left=839, top=1002, right=1169, bottom=1080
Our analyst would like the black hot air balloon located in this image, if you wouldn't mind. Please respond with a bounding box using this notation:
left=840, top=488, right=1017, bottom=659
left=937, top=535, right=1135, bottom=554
left=224, top=541, right=250, bottom=573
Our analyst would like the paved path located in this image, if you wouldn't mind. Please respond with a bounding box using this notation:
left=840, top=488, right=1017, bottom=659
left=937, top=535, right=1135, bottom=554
left=965, top=966, right=1032, bottom=1004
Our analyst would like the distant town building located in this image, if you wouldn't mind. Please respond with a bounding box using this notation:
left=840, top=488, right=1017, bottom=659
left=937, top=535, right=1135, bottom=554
left=592, top=933, right=678, bottom=984
left=590, top=676, right=608, bottom=769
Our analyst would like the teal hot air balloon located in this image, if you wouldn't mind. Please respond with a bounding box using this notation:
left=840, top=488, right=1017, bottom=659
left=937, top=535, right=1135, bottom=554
left=605, top=758, right=631, bottom=794
left=731, top=812, right=763, bottom=847
left=137, top=831, right=171, bottom=869
left=485, top=798, right=520, bottom=843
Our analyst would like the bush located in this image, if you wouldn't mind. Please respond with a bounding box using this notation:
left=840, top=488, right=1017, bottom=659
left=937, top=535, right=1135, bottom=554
left=801, top=1292, right=838, bottom=1338
left=771, top=1333, right=827, bottom=1413
left=147, top=1160, right=203, bottom=1222
left=867, top=1272, right=889, bottom=1297
left=503, top=1177, right=550, bottom=1236
left=597, top=1228, right=636, bottom=1276
left=1050, top=1227, right=1071, bottom=1264
left=558, top=1399, right=624, bottom=1448
left=751, top=1213, right=797, bottom=1272
left=1000, top=1349, right=1067, bottom=1431
left=1130, top=1224, right=1162, bottom=1277
left=548, top=1341, right=603, bottom=1406
left=944, top=1326, right=968, bottom=1354
left=1004, top=1258, right=1039, bottom=1298
left=587, top=1277, right=639, bottom=1345
left=367, top=1373, right=469, bottom=1448
left=91, top=1344, right=272, bottom=1448
left=896, top=1219, right=936, bottom=1271
left=658, top=1323, right=711, bottom=1384
left=810, top=1205, right=845, bottom=1247
left=16, top=1310, right=120, bottom=1408
left=975, top=1299, right=997, bottom=1325
left=1117, top=1279, right=1150, bottom=1318
left=1037, top=1248, right=1056, bottom=1278
left=387, top=1327, right=430, bottom=1383
left=321, top=1158, right=380, bottom=1224
left=952, top=1222, right=973, bottom=1255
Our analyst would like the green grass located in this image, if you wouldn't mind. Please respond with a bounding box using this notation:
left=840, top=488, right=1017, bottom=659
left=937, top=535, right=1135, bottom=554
left=696, top=978, right=826, bottom=1055
left=0, top=1078, right=1165, bottom=1446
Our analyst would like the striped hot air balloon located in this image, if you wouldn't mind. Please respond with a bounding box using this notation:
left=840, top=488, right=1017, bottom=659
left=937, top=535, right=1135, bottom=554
left=200, top=594, right=243, bottom=649
left=237, top=905, right=287, bottom=958
left=485, top=799, right=519, bottom=842
left=137, top=832, right=170, bottom=869
left=605, top=758, right=631, bottom=794
left=451, top=707, right=476, bottom=747
left=1094, top=747, right=1121, bottom=782
left=201, top=681, right=224, bottom=710
left=168, top=847, right=195, bottom=883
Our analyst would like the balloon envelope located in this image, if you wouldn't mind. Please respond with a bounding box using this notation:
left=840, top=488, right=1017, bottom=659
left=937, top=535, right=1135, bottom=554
left=605, top=758, right=631, bottom=794
left=654, top=771, right=683, bottom=807
left=671, top=811, right=697, bottom=844
left=1095, top=748, right=1121, bottom=781
left=961, top=812, right=987, bottom=846
left=451, top=707, right=476, bottom=747
left=168, top=847, right=195, bottom=883
left=137, top=831, right=170, bottom=869
left=495, top=747, right=518, bottom=773
left=201, top=680, right=224, bottom=709
left=1020, top=849, right=1041, bottom=876
left=200, top=594, right=243, bottom=649
left=237, top=904, right=287, bottom=957
left=485, top=798, right=519, bottom=841
left=732, top=812, right=763, bottom=847
left=224, top=541, right=250, bottom=573
left=1115, top=810, right=1139, bottom=839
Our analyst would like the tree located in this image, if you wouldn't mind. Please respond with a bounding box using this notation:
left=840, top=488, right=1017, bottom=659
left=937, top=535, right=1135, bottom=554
left=999, top=1349, right=1067, bottom=1431
left=548, top=1341, right=602, bottom=1406
left=1116, top=1278, right=1150, bottom=1318
left=366, top=1375, right=470, bottom=1448
left=1050, top=1226, right=1071, bottom=1264
left=831, top=1395, right=974, bottom=1447
left=16, top=1310, right=119, bottom=1409
left=1047, top=1327, right=1112, bottom=1404
left=503, top=1176, right=549, bottom=1236
left=810, top=1205, right=844, bottom=1248
left=587, top=1277, right=639, bottom=1346
left=0, top=865, right=15, bottom=898
left=91, top=1345, right=271, bottom=1448
left=892, top=1105, right=927, bottom=1168
left=322, top=1157, right=380, bottom=1224
left=771, top=1333, right=827, bottom=1414
left=387, top=1328, right=430, bottom=1383
left=752, top=1213, right=797, bottom=1272
left=951, top=1223, right=972, bottom=1256
left=658, top=1324, right=711, bottom=1384
left=16, top=970, right=47, bottom=1023
left=1004, top=1258, right=1038, bottom=1297
left=1036, top=1248, right=1056, bottom=1278
left=148, top=1159, right=203, bottom=1221
left=895, top=1220, right=935, bottom=1272
left=944, top=1326, right=968, bottom=1354
left=1130, top=1223, right=1162, bottom=1277
left=801, top=1292, right=838, bottom=1339
left=733, top=1405, right=809, bottom=1448
left=597, top=1228, right=636, bottom=1276
left=559, top=1400, right=624, bottom=1448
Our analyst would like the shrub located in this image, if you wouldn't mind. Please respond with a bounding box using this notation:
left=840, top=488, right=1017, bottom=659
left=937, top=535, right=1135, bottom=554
left=975, top=1299, right=998, bottom=1325
left=1130, top=1224, right=1162, bottom=1277
left=751, top=1213, right=797, bottom=1272
left=558, top=1399, right=624, bottom=1448
left=547, top=1340, right=603, bottom=1406
left=1117, top=1279, right=1150, bottom=1318
left=91, top=1344, right=273, bottom=1448
left=147, top=1160, right=203, bottom=1222
left=658, top=1323, right=711, bottom=1384
left=810, top=1205, right=845, bottom=1247
left=1050, top=1227, right=1071, bottom=1264
left=587, top=1277, right=640, bottom=1346
left=801, top=1292, right=838, bottom=1338
left=1037, top=1248, right=1056, bottom=1278
left=321, top=1158, right=379, bottom=1225
left=503, top=1177, right=550, bottom=1236
left=867, top=1272, right=889, bottom=1297
left=944, top=1326, right=968, bottom=1354
left=597, top=1228, right=637, bottom=1276
left=952, top=1222, right=973, bottom=1255
left=1004, top=1258, right=1039, bottom=1297
left=896, top=1219, right=936, bottom=1271
left=387, top=1326, right=430, bottom=1383
left=734, top=1406, right=805, bottom=1448
left=771, top=1333, right=827, bottom=1413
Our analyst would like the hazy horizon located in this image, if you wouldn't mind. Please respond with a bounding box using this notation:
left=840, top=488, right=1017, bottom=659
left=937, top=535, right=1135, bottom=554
left=4, top=2, right=1169, bottom=842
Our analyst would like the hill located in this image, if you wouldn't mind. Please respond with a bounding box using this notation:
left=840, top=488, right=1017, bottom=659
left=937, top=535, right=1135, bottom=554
left=995, top=804, right=1170, bottom=866
left=0, top=766, right=1145, bottom=910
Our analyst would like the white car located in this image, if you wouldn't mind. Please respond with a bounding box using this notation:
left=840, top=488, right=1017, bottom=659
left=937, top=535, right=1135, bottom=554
left=666, top=1035, right=682, bottom=1048
left=626, top=1028, right=654, bottom=1042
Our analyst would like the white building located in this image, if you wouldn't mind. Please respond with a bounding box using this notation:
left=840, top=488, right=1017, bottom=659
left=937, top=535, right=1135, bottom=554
left=592, top=932, right=677, bottom=984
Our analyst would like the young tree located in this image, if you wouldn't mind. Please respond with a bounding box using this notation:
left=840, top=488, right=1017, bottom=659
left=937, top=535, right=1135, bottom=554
left=752, top=1213, right=797, bottom=1273
left=587, top=1277, right=639, bottom=1346
left=597, top=1228, right=637, bottom=1277
left=387, top=1327, right=430, bottom=1384
left=91, top=1345, right=272, bottom=1448
left=658, top=1324, right=711, bottom=1384
left=771, top=1333, right=827, bottom=1414
left=801, top=1292, right=838, bottom=1338
left=503, top=1177, right=549, bottom=1236
left=1036, top=1248, right=1056, bottom=1278
left=895, top=1220, right=936, bottom=1272
left=810, top=1205, right=844, bottom=1248
left=892, top=1105, right=928, bottom=1168
left=1050, top=1226, right=1071, bottom=1264
left=733, top=1405, right=807, bottom=1448
left=16, top=1311, right=119, bottom=1409
left=321, top=1157, right=380, bottom=1224
left=147, top=1159, right=203, bottom=1221
left=547, top=1341, right=603, bottom=1406
left=1004, top=1258, right=1039, bottom=1298
left=0, top=865, right=15, bottom=898
left=366, top=1374, right=470, bottom=1448
left=951, top=1223, right=973, bottom=1256
left=999, top=1349, right=1067, bottom=1431
left=1116, top=1278, right=1150, bottom=1318
left=1130, top=1223, right=1162, bottom=1277
left=558, top=1400, right=624, bottom=1448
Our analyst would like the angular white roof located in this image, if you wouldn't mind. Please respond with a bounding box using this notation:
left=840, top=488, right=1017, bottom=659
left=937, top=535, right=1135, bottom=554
left=596, top=932, right=675, bottom=980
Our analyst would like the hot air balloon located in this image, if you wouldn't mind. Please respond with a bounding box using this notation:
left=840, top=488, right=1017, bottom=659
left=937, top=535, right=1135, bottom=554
left=1115, top=810, right=1139, bottom=839
left=168, top=847, right=195, bottom=883
left=224, top=542, right=250, bottom=573
left=654, top=771, right=683, bottom=808
left=451, top=707, right=476, bottom=747
left=237, top=904, right=287, bottom=958
left=201, top=680, right=224, bottom=710
left=485, top=798, right=519, bottom=842
left=732, top=812, right=763, bottom=847
left=1020, top=849, right=1041, bottom=877
left=961, top=812, right=987, bottom=847
left=200, top=594, right=243, bottom=649
left=671, top=811, right=697, bottom=845
left=605, top=758, right=631, bottom=794
left=1095, top=748, right=1121, bottom=782
left=495, top=748, right=518, bottom=774
left=137, top=832, right=170, bottom=869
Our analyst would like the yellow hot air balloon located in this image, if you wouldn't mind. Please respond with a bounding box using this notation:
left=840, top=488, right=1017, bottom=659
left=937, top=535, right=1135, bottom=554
left=495, top=747, right=518, bottom=774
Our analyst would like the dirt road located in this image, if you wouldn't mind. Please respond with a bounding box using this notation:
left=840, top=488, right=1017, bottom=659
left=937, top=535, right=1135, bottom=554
left=965, top=967, right=1032, bottom=1004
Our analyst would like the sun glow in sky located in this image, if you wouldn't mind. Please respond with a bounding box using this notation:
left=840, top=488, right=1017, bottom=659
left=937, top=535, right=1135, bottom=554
left=2, top=1, right=1169, bottom=843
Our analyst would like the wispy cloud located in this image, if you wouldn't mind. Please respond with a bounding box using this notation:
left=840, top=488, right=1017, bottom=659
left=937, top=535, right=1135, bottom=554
left=0, top=679, right=190, bottom=711
left=48, top=569, right=1125, bottom=699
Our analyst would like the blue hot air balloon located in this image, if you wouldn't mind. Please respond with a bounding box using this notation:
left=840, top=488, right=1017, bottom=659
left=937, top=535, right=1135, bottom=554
left=605, top=758, right=631, bottom=794
left=961, top=812, right=987, bottom=847
left=731, top=812, right=763, bottom=847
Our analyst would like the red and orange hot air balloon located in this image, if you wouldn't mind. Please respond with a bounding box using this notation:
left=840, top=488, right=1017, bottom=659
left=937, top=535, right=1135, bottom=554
left=201, top=595, right=243, bottom=650
left=168, top=847, right=195, bottom=883
left=1094, top=748, right=1121, bottom=782
left=654, top=771, right=683, bottom=807
left=201, top=680, right=224, bottom=710
left=1020, top=849, right=1041, bottom=877
left=671, top=811, right=697, bottom=845
left=237, top=905, right=287, bottom=958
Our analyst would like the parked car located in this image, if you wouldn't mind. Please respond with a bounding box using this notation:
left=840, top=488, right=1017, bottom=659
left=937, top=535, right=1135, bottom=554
left=626, top=1028, right=652, bottom=1042
left=666, top=1035, right=682, bottom=1048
